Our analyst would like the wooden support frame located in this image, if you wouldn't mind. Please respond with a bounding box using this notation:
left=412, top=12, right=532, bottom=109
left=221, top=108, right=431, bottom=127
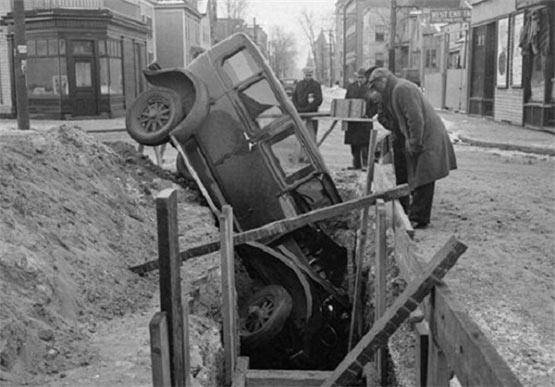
left=374, top=162, right=522, bottom=386
left=374, top=199, right=388, bottom=383
left=348, top=129, right=378, bottom=350
left=130, top=185, right=410, bottom=274
left=150, top=311, right=172, bottom=387
left=322, top=237, right=467, bottom=387
left=154, top=188, right=190, bottom=387
left=220, top=205, right=239, bottom=386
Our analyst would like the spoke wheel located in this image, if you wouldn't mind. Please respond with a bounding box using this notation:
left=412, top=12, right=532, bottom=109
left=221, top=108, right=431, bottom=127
left=126, top=87, right=183, bottom=146
left=240, top=285, right=293, bottom=349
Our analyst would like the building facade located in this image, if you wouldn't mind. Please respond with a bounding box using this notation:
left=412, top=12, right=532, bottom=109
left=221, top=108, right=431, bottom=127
left=468, top=0, right=554, bottom=130
left=1, top=0, right=155, bottom=118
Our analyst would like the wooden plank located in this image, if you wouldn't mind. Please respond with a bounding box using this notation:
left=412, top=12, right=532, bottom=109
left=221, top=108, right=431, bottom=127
left=232, top=357, right=249, bottom=387
left=317, top=120, right=338, bottom=147
left=363, top=362, right=379, bottom=387
left=426, top=336, right=450, bottom=387
left=374, top=199, right=387, bottom=384
left=321, top=237, right=467, bottom=387
left=156, top=189, right=187, bottom=387
left=149, top=312, right=172, bottom=387
left=129, top=185, right=411, bottom=274
left=415, top=321, right=430, bottom=387
left=348, top=130, right=378, bottom=350
left=221, top=205, right=238, bottom=386
left=393, top=238, right=522, bottom=386
left=245, top=369, right=332, bottom=387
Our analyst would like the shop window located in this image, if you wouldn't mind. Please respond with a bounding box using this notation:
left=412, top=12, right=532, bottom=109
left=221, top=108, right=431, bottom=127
left=223, top=49, right=260, bottom=86
left=425, top=49, right=437, bottom=69
left=59, top=40, right=66, bottom=55
left=100, top=57, right=109, bottom=94
left=27, top=40, right=36, bottom=56
left=27, top=57, right=60, bottom=96
left=109, top=58, right=123, bottom=95
left=48, top=40, right=58, bottom=56
left=36, top=40, right=47, bottom=56
left=98, top=40, right=106, bottom=56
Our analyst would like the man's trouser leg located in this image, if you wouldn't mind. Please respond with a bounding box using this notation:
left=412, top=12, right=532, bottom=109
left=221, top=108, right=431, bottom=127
left=360, top=145, right=369, bottom=168
left=409, top=181, right=435, bottom=225
left=392, top=136, right=410, bottom=211
left=351, top=144, right=361, bottom=168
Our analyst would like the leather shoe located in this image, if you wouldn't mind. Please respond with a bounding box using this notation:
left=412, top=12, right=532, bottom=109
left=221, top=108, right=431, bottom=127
left=410, top=221, right=429, bottom=229
left=347, top=166, right=360, bottom=170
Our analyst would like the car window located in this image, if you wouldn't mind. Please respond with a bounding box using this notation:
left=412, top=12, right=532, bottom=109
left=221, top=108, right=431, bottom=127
left=222, top=49, right=259, bottom=86
left=238, top=79, right=283, bottom=129
left=270, top=125, right=314, bottom=181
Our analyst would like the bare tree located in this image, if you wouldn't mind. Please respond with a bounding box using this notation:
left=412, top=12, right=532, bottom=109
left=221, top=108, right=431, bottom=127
left=223, top=0, right=249, bottom=20
left=268, top=26, right=298, bottom=79
left=299, top=9, right=318, bottom=73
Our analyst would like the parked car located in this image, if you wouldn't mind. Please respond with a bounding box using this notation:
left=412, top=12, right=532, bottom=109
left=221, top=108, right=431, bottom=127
left=126, top=33, right=350, bottom=369
left=280, top=78, right=297, bottom=98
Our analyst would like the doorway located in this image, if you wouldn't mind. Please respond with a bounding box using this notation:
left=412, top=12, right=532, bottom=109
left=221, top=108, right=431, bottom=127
left=69, top=41, right=98, bottom=116
left=469, top=23, right=496, bottom=116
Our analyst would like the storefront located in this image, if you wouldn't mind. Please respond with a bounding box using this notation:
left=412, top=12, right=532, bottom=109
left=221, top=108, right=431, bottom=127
left=3, top=8, right=150, bottom=118
left=468, top=0, right=554, bottom=130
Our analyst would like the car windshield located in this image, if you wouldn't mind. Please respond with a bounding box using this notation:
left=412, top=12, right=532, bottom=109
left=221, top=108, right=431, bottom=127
left=238, top=79, right=283, bottom=129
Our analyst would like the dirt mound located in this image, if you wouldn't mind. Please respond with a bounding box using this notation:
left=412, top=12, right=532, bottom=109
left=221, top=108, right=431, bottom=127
left=0, top=126, right=218, bottom=384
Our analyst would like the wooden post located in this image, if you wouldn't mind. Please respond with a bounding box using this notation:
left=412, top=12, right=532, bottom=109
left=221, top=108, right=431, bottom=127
left=348, top=130, right=378, bottom=350
left=427, top=338, right=450, bottom=387
left=232, top=357, right=250, bottom=387
left=414, top=321, right=429, bottom=387
left=13, top=0, right=30, bottom=130
left=150, top=312, right=172, bottom=387
left=220, top=205, right=238, bottom=386
left=156, top=189, right=188, bottom=387
left=375, top=199, right=387, bottom=383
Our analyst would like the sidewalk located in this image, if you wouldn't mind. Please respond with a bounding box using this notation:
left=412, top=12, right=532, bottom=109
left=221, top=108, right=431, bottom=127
left=438, top=110, right=555, bottom=156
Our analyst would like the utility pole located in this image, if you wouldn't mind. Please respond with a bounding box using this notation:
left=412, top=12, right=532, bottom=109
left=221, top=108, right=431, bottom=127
left=13, top=0, right=30, bottom=130
left=388, top=0, right=397, bottom=73
left=328, top=29, right=334, bottom=86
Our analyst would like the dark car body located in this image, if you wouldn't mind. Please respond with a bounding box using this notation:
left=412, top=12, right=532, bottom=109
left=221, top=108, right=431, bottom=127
left=129, top=33, right=350, bottom=368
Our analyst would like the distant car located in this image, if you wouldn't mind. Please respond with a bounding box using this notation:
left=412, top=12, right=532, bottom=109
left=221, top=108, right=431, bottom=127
left=280, top=78, right=297, bottom=98
left=126, top=33, right=349, bottom=369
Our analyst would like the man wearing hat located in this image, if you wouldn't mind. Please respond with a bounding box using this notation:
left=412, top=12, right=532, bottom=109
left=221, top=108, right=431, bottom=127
left=367, top=67, right=457, bottom=228
left=344, top=67, right=376, bottom=170
left=292, top=67, right=323, bottom=140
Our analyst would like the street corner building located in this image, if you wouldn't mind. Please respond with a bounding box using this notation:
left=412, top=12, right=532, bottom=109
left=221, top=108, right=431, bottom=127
left=0, top=0, right=156, bottom=119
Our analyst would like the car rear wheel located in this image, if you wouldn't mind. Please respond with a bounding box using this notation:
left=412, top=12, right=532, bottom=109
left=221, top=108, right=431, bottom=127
left=126, top=87, right=183, bottom=146
left=240, top=285, right=293, bottom=348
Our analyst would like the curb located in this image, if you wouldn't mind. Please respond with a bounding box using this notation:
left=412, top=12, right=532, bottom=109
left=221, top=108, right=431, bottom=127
left=458, top=135, right=555, bottom=157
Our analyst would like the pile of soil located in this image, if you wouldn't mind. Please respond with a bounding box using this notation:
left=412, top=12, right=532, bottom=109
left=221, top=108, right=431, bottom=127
left=0, top=126, right=222, bottom=385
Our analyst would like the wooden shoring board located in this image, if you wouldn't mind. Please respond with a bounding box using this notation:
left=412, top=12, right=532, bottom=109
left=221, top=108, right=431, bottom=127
left=149, top=311, right=172, bottom=387
left=376, top=168, right=522, bottom=386
left=245, top=369, right=333, bottom=387
left=374, top=199, right=387, bottom=383
left=348, top=129, right=378, bottom=350
left=321, top=237, right=467, bottom=387
left=221, top=206, right=239, bottom=386
left=155, top=189, right=189, bottom=387
left=129, top=185, right=410, bottom=274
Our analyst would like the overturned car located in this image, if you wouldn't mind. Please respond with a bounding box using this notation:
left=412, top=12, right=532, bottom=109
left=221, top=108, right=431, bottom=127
left=126, top=33, right=351, bottom=369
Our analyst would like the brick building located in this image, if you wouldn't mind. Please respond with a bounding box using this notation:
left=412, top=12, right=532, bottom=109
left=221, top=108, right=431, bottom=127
left=1, top=0, right=156, bottom=118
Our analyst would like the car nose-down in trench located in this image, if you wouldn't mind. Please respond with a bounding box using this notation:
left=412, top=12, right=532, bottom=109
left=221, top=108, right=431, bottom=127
left=126, top=33, right=351, bottom=370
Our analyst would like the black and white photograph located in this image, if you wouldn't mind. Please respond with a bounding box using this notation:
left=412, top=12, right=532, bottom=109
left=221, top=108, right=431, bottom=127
left=0, top=0, right=553, bottom=386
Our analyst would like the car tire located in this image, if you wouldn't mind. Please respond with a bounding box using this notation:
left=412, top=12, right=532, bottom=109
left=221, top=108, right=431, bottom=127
left=240, top=285, right=293, bottom=348
left=175, top=152, right=192, bottom=180
left=126, top=87, right=183, bottom=146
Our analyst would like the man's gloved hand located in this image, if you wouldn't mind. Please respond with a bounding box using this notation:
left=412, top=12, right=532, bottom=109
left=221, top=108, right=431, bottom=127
left=406, top=140, right=423, bottom=158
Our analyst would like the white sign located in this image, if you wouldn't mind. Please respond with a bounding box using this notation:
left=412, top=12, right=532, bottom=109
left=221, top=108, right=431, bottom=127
left=430, top=9, right=471, bottom=23
left=511, top=13, right=523, bottom=87
left=497, top=18, right=509, bottom=88
left=17, top=44, right=27, bottom=54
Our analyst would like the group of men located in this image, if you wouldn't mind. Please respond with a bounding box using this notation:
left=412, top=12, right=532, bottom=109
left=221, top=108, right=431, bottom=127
left=291, top=66, right=457, bottom=230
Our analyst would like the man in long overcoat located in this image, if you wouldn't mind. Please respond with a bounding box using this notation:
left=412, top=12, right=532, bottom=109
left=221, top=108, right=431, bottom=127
left=292, top=67, right=323, bottom=140
left=368, top=68, right=457, bottom=228
left=344, top=68, right=376, bottom=170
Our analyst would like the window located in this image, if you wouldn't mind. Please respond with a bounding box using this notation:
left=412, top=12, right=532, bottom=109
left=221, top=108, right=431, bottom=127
left=375, top=25, right=385, bottom=42
left=375, top=52, right=384, bottom=67
left=425, top=49, right=437, bottom=69
left=75, top=61, right=92, bottom=87
left=99, top=39, right=123, bottom=95
left=238, top=79, right=282, bottom=129
left=72, top=40, right=94, bottom=56
left=223, top=49, right=260, bottom=86
left=270, top=125, right=312, bottom=180
left=26, top=39, right=67, bottom=96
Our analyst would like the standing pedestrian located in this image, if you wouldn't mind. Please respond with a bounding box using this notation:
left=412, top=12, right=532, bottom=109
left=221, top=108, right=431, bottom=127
left=344, top=67, right=379, bottom=170
left=367, top=68, right=457, bottom=228
left=292, top=67, right=323, bottom=141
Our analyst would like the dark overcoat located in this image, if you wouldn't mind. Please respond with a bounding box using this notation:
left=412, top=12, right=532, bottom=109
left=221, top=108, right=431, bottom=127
left=384, top=76, right=457, bottom=189
left=344, top=82, right=373, bottom=145
left=292, top=79, right=323, bottom=113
